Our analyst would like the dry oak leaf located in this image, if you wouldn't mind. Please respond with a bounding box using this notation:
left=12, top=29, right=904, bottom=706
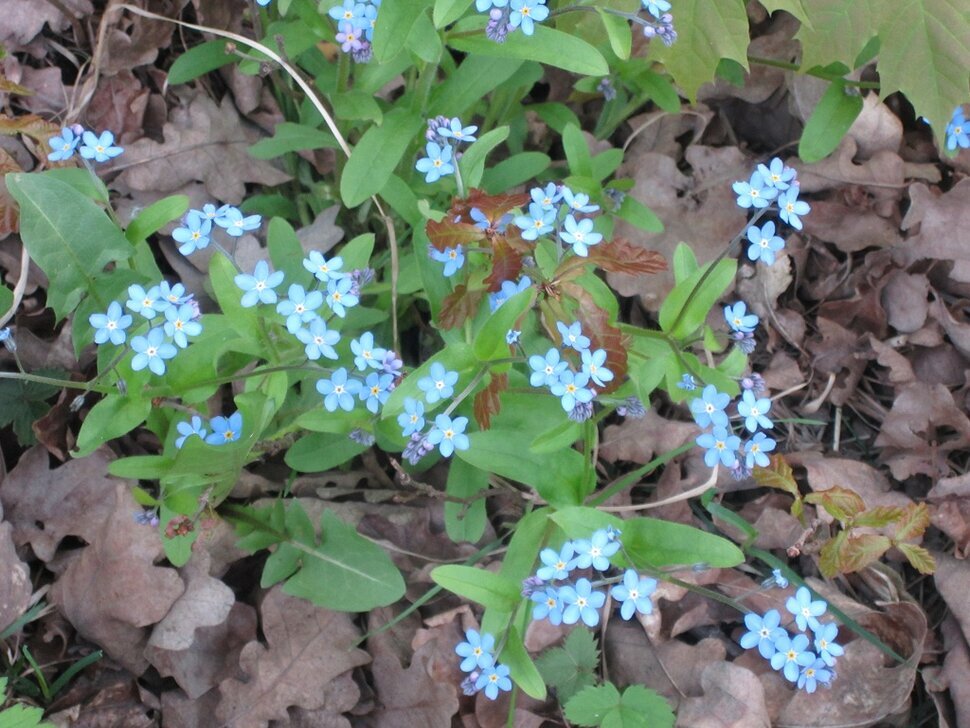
left=116, top=94, right=290, bottom=203
left=676, top=662, right=770, bottom=728
left=901, top=179, right=970, bottom=270
left=0, top=0, right=92, bottom=47
left=215, top=586, right=369, bottom=727
left=365, top=649, right=459, bottom=728
left=0, top=519, right=31, bottom=633
left=49, top=483, right=185, bottom=674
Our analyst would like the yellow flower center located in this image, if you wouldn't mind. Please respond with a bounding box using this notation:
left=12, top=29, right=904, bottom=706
left=444, top=429, right=455, bottom=439
left=224, top=430, right=236, bottom=441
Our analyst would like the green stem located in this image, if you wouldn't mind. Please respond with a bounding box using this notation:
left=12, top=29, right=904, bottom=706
left=587, top=442, right=693, bottom=506
left=747, top=55, right=881, bottom=89
left=443, top=365, right=489, bottom=417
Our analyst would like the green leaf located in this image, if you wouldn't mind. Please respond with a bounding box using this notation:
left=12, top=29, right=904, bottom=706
left=759, top=0, right=811, bottom=24
left=896, top=542, right=936, bottom=574
left=283, top=510, right=406, bottom=611
left=0, top=375, right=59, bottom=445
left=372, top=0, right=433, bottom=62
left=449, top=25, right=609, bottom=76
left=530, top=419, right=581, bottom=454
left=622, top=516, right=745, bottom=568
left=799, top=80, right=863, bottom=162
left=563, top=123, right=593, bottom=178
left=459, top=126, right=510, bottom=190
left=648, top=0, right=749, bottom=100
left=284, top=431, right=369, bottom=472
left=445, top=458, right=488, bottom=542
left=0, top=701, right=51, bottom=727
left=672, top=242, right=698, bottom=283
left=0, top=285, right=12, bottom=317
left=482, top=507, right=549, bottom=636
left=483, top=152, right=551, bottom=194
left=248, top=122, right=338, bottom=159
left=125, top=194, right=188, bottom=245
left=406, top=10, right=444, bottom=63
left=6, top=172, right=132, bottom=318
left=565, top=683, right=622, bottom=727
left=658, top=257, right=736, bottom=340
left=473, top=287, right=533, bottom=361
left=433, top=0, right=472, bottom=27
left=596, top=8, right=632, bottom=59
left=339, top=232, right=377, bottom=270
left=550, top=507, right=621, bottom=540
left=535, top=628, right=599, bottom=703
left=500, top=626, right=546, bottom=700
left=168, top=39, right=237, bottom=84
left=628, top=68, right=681, bottom=113
left=382, top=342, right=478, bottom=419
left=267, top=217, right=308, bottom=284
left=804, top=485, right=866, bottom=522
left=332, top=90, right=384, bottom=123
left=74, top=394, right=152, bottom=458
left=614, top=194, right=663, bottom=232
left=430, top=564, right=521, bottom=611
left=340, top=107, right=423, bottom=208
left=565, top=683, right=674, bottom=728
left=428, top=56, right=525, bottom=117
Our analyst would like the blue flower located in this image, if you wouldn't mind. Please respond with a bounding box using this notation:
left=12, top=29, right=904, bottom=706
left=557, top=321, right=590, bottom=352
left=418, top=362, right=459, bottom=404
left=336, top=21, right=363, bottom=52
left=531, top=183, right=562, bottom=209
left=317, top=368, right=362, bottom=412
left=89, top=301, right=132, bottom=345
left=746, top=221, right=785, bottom=265
left=198, top=203, right=231, bottom=221
left=455, top=629, right=495, bottom=672
left=215, top=207, right=262, bottom=237
left=126, top=284, right=166, bottom=319
left=641, top=0, right=671, bottom=18
left=797, top=658, right=833, bottom=693
left=611, top=569, right=658, bottom=620
left=696, top=426, right=742, bottom=468
left=761, top=568, right=789, bottom=590
left=382, top=349, right=403, bottom=376
left=360, top=371, right=394, bottom=413
left=560, top=215, right=602, bottom=257
left=581, top=348, right=613, bottom=387
left=175, top=416, right=207, bottom=448
left=744, top=432, right=776, bottom=468
left=326, top=276, right=359, bottom=318
left=778, top=188, right=811, bottom=230
left=415, top=142, right=455, bottom=183
left=514, top=202, right=555, bottom=241
left=430, top=245, right=465, bottom=277
left=158, top=282, right=189, bottom=307
left=359, top=4, right=378, bottom=40
left=277, top=284, right=324, bottom=333
left=676, top=373, right=698, bottom=391
left=770, top=633, right=816, bottom=682
left=303, top=251, right=345, bottom=283
left=256, top=0, right=272, bottom=5
left=235, top=260, right=285, bottom=308
left=739, top=608, right=786, bottom=659
left=47, top=127, right=80, bottom=161
left=689, top=384, right=730, bottom=428
left=79, top=130, right=123, bottom=163
left=536, top=542, right=577, bottom=581
left=786, top=586, right=827, bottom=632
left=475, top=663, right=512, bottom=700
left=164, top=303, right=202, bottom=348
left=489, top=276, right=532, bottom=311
left=206, top=411, right=243, bottom=445
left=757, top=157, right=796, bottom=191
left=173, top=211, right=213, bottom=255
left=426, top=414, right=470, bottom=457
left=397, top=398, right=425, bottom=437
left=946, top=107, right=970, bottom=151
left=551, top=370, right=594, bottom=412
left=130, top=328, right=178, bottom=376
left=328, top=0, right=361, bottom=23
left=531, top=587, right=564, bottom=625
left=560, top=578, right=606, bottom=627
left=561, top=187, right=599, bottom=213
left=509, top=0, right=549, bottom=35
left=724, top=301, right=758, bottom=333
left=439, top=117, right=477, bottom=143
left=737, top=390, right=772, bottom=433
left=573, top=529, right=621, bottom=571
left=529, top=347, right=568, bottom=387
left=506, top=329, right=521, bottom=345
left=351, top=332, right=387, bottom=371
left=812, top=622, right=844, bottom=666
left=297, top=318, right=340, bottom=361
left=732, top=170, right=777, bottom=209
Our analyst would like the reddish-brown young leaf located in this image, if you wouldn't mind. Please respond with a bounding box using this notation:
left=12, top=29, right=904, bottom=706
left=585, top=237, right=667, bottom=276
left=473, top=372, right=508, bottom=430
left=805, top=485, right=867, bottom=523
left=893, top=502, right=931, bottom=542
left=438, top=285, right=486, bottom=330
left=839, top=533, right=892, bottom=574
left=484, top=236, right=524, bottom=292
left=0, top=113, right=60, bottom=144
left=426, top=217, right=486, bottom=253
left=451, top=188, right=529, bottom=223
left=558, top=282, right=629, bottom=396
left=753, top=454, right=800, bottom=499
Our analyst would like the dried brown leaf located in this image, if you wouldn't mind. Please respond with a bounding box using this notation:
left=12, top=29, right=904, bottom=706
left=438, top=284, right=485, bottom=330
left=0, top=147, right=22, bottom=239
left=450, top=189, right=529, bottom=222
left=216, top=586, right=369, bottom=726
left=0, top=0, right=92, bottom=47
left=561, top=282, right=628, bottom=395
left=676, top=662, right=770, bottom=728
left=473, top=371, right=507, bottom=430
left=584, top=237, right=667, bottom=276
left=483, top=236, right=523, bottom=292
left=425, top=217, right=485, bottom=253
left=367, top=650, right=459, bottom=728
left=0, top=519, right=30, bottom=633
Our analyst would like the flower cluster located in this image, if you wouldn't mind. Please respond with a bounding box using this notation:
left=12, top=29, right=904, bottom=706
left=476, top=0, right=549, bottom=41
left=738, top=587, right=842, bottom=693
left=946, top=106, right=969, bottom=152
left=416, top=116, right=478, bottom=184
left=328, top=0, right=380, bottom=63
left=89, top=282, right=203, bottom=377
left=527, top=527, right=657, bottom=627
left=455, top=630, right=512, bottom=700
left=513, top=183, right=602, bottom=257
left=733, top=156, right=809, bottom=233
left=528, top=321, right=621, bottom=422
left=48, top=125, right=123, bottom=164
left=173, top=203, right=262, bottom=256
left=397, top=361, right=469, bottom=462
left=174, top=411, right=244, bottom=448
left=639, top=0, right=676, bottom=45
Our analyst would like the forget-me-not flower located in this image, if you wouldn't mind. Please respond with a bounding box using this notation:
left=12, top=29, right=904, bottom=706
left=235, top=260, right=285, bottom=308
left=416, top=142, right=455, bottom=183
left=130, top=328, right=178, bottom=376
left=696, top=426, right=742, bottom=468
left=277, top=284, right=324, bottom=333
left=778, top=188, right=811, bottom=230
left=431, top=245, right=465, bottom=277
left=561, top=187, right=599, bottom=213
left=215, top=207, right=262, bottom=237
left=514, top=202, right=555, bottom=241
left=757, top=157, right=796, bottom=191
left=326, top=276, right=359, bottom=317
left=536, top=543, right=577, bottom=581
left=557, top=321, right=590, bottom=352
left=438, top=117, right=477, bottom=142
left=360, top=371, right=393, bottom=413
left=351, top=332, right=387, bottom=371
left=690, top=384, right=730, bottom=428
left=786, top=586, right=827, bottom=632
left=455, top=629, right=494, bottom=672
left=812, top=622, right=844, bottom=667
left=397, top=398, right=426, bottom=437
left=175, top=416, right=207, bottom=448
left=771, top=633, right=815, bottom=682
left=732, top=170, right=777, bottom=209
left=744, top=432, right=776, bottom=468
left=475, top=664, right=512, bottom=700
left=573, top=529, right=621, bottom=571
left=317, top=368, right=362, bottom=412
left=90, top=301, right=132, bottom=345
left=173, top=211, right=213, bottom=255
left=126, top=284, right=166, bottom=319
left=297, top=318, right=340, bottom=360
left=946, top=107, right=970, bottom=151
left=560, top=578, right=606, bottom=627
left=550, top=370, right=594, bottom=412
left=426, top=414, right=470, bottom=457
left=739, top=608, right=786, bottom=659
left=48, top=127, right=81, bottom=161
left=529, top=347, right=568, bottom=387
left=737, top=390, right=772, bottom=432
left=531, top=587, right=564, bottom=625
left=581, top=348, right=613, bottom=387
left=418, top=362, right=459, bottom=403
left=746, top=220, right=785, bottom=265
left=797, top=658, right=833, bottom=693
left=79, top=130, right=123, bottom=163
left=509, top=0, right=549, bottom=35
left=303, top=251, right=345, bottom=283
left=206, top=411, right=243, bottom=445
left=489, top=276, right=532, bottom=311
left=163, top=303, right=202, bottom=348
left=610, top=569, right=658, bottom=620
left=725, top=301, right=759, bottom=333
left=531, top=182, right=562, bottom=209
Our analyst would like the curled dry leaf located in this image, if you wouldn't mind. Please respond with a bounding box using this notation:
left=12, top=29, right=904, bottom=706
left=676, top=662, right=770, bottom=728
left=901, top=180, right=970, bottom=272
left=366, top=648, right=459, bottom=728
left=216, top=586, right=370, bottom=727
left=50, top=483, right=185, bottom=674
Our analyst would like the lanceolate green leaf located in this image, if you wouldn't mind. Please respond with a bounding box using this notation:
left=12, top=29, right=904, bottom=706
left=372, top=0, right=434, bottom=62
left=6, top=172, right=132, bottom=318
left=449, top=26, right=610, bottom=76
left=340, top=107, right=424, bottom=208
left=430, top=564, right=521, bottom=611
left=622, top=517, right=744, bottom=568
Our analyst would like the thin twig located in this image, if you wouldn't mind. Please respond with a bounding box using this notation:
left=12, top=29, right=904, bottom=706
left=0, top=246, right=29, bottom=329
